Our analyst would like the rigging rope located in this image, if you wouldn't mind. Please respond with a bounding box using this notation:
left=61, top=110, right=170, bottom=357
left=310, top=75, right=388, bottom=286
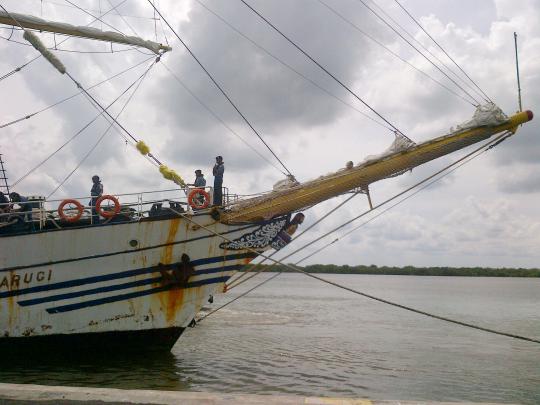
left=11, top=58, right=158, bottom=187
left=364, top=0, right=488, bottom=104
left=0, top=0, right=130, bottom=81
left=47, top=58, right=158, bottom=198
left=351, top=0, right=481, bottom=106
left=38, top=0, right=157, bottom=20
left=63, top=0, right=127, bottom=37
left=239, top=0, right=411, bottom=141
left=186, top=135, right=540, bottom=345
left=226, top=192, right=359, bottom=289
left=146, top=0, right=294, bottom=178
left=194, top=0, right=394, bottom=130
left=0, top=56, right=154, bottom=130
left=317, top=0, right=476, bottom=107
left=228, top=131, right=512, bottom=290
left=393, top=0, right=493, bottom=103
left=161, top=62, right=286, bottom=176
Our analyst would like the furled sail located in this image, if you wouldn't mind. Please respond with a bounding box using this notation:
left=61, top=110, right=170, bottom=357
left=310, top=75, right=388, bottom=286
left=221, top=106, right=533, bottom=224
left=0, top=11, right=171, bottom=54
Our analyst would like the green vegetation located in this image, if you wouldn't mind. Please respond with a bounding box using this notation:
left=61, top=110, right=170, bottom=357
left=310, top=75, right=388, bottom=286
left=244, top=264, right=540, bottom=277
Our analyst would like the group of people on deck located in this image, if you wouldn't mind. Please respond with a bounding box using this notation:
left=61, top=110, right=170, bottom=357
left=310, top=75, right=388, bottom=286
left=189, top=155, right=225, bottom=207
left=0, top=155, right=225, bottom=226
left=0, top=191, right=34, bottom=223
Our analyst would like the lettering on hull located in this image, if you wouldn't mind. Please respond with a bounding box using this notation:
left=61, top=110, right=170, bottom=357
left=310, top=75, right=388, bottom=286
left=0, top=270, right=52, bottom=290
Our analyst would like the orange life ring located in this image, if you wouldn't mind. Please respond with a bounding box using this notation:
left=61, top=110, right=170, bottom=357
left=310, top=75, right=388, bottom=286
left=96, top=195, right=120, bottom=218
left=58, top=199, right=84, bottom=223
left=188, top=188, right=210, bottom=210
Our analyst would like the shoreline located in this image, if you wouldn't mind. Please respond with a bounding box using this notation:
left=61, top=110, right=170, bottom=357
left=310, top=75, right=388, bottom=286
left=244, top=264, right=540, bottom=277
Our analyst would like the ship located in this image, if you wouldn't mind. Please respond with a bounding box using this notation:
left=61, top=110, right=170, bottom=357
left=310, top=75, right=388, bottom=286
left=0, top=5, right=534, bottom=354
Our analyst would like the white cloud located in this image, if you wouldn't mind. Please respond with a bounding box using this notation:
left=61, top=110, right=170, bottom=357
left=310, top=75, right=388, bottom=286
left=0, top=0, right=538, bottom=267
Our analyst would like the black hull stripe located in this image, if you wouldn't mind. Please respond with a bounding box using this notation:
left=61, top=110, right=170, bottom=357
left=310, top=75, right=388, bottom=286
left=0, top=223, right=259, bottom=273
left=46, top=276, right=229, bottom=314
left=18, top=265, right=241, bottom=307
left=0, top=252, right=255, bottom=299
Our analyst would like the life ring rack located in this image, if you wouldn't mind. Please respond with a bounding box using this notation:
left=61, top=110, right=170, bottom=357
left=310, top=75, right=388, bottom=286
left=96, top=195, right=121, bottom=219
left=58, top=199, right=84, bottom=223
left=188, top=188, right=210, bottom=210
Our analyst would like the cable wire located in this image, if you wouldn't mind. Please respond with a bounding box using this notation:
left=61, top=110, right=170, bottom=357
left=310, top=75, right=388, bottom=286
left=227, top=131, right=511, bottom=290
left=146, top=0, right=294, bottom=178
left=393, top=0, right=493, bottom=103
left=239, top=0, right=411, bottom=141
left=0, top=56, right=153, bottom=130
left=194, top=0, right=394, bottom=130
left=161, top=62, right=286, bottom=175
left=226, top=192, right=359, bottom=289
left=364, top=0, right=488, bottom=104
left=187, top=136, right=540, bottom=344
left=0, top=0, right=130, bottom=81
left=352, top=0, right=481, bottom=105
left=11, top=59, right=158, bottom=187
left=47, top=58, right=157, bottom=198
left=317, top=0, right=476, bottom=107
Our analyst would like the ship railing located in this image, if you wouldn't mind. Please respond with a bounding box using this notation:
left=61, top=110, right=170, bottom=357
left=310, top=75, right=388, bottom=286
left=0, top=186, right=221, bottom=232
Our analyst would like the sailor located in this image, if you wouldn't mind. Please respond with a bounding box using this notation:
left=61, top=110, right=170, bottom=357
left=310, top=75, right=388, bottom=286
left=90, top=175, right=103, bottom=224
left=192, top=169, right=206, bottom=188
left=9, top=192, right=32, bottom=223
left=0, top=191, right=10, bottom=220
left=212, top=156, right=225, bottom=206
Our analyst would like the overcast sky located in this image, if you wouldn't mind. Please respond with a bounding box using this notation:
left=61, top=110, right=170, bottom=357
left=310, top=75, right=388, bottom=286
left=0, top=0, right=538, bottom=268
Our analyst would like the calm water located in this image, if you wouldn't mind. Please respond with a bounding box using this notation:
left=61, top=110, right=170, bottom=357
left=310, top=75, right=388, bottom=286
left=1, top=274, right=539, bottom=404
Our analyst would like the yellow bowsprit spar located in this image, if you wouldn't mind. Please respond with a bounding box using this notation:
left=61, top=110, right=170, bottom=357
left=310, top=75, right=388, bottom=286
left=221, top=109, right=533, bottom=224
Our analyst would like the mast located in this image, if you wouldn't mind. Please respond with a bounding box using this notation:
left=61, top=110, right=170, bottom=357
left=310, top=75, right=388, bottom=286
left=0, top=150, right=10, bottom=196
left=514, top=32, right=523, bottom=112
left=0, top=10, right=171, bottom=54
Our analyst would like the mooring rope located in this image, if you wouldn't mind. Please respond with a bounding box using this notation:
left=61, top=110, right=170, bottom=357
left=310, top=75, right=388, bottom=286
left=171, top=131, right=539, bottom=345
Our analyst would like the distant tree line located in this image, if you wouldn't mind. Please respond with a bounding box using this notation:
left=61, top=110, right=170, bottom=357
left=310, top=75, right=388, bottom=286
left=242, top=264, right=540, bottom=277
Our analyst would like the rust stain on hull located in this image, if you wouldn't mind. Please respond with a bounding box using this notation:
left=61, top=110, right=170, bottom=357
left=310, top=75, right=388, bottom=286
left=161, top=218, right=181, bottom=265
left=156, top=218, right=186, bottom=325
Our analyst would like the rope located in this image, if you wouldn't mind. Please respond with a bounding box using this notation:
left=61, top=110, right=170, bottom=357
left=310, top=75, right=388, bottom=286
left=0, top=56, right=153, bottom=130
left=63, top=0, right=127, bottom=36
left=167, top=197, right=539, bottom=344
left=0, top=60, right=30, bottom=82
left=364, top=0, right=488, bottom=104
left=226, top=192, right=359, bottom=290
left=352, top=0, right=481, bottom=106
left=11, top=59, right=157, bottom=187
left=146, top=0, right=294, bottom=178
left=47, top=58, right=158, bottom=198
left=317, top=0, right=476, bottom=107
left=393, top=0, right=493, bottom=103
left=194, top=0, right=394, bottom=130
left=0, top=0, right=130, bottom=80
left=187, top=137, right=539, bottom=344
left=239, top=0, right=412, bottom=141
left=161, top=62, right=286, bottom=176
left=38, top=0, right=158, bottom=20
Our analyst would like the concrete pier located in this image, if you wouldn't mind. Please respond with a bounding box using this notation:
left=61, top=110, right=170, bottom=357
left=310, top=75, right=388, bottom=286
left=0, top=383, right=520, bottom=404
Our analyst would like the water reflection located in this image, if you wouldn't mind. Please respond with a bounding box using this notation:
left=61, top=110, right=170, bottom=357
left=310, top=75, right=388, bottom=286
left=0, top=351, right=188, bottom=390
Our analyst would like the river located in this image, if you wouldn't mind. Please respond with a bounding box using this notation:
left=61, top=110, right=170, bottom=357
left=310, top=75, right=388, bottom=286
left=1, top=274, right=539, bottom=404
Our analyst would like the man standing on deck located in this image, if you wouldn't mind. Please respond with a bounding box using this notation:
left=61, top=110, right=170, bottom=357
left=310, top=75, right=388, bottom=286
left=90, top=175, right=103, bottom=224
left=212, top=156, right=224, bottom=206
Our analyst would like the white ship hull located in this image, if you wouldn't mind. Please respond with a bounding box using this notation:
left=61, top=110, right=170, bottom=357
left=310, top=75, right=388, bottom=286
left=0, top=213, right=289, bottom=352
